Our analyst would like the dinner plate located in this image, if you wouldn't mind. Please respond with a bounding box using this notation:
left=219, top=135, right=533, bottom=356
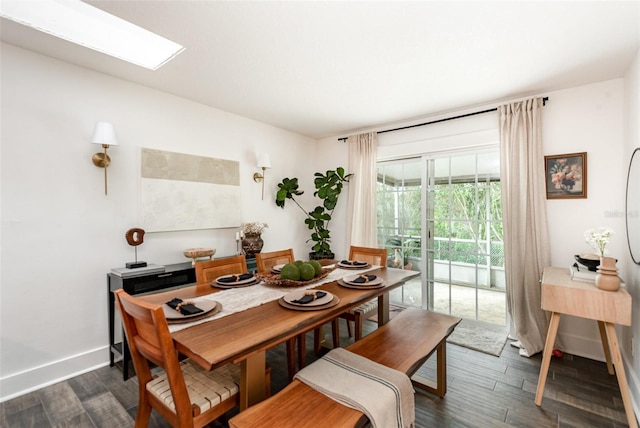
left=212, top=279, right=259, bottom=289
left=337, top=260, right=370, bottom=269
left=215, top=274, right=257, bottom=286
left=162, top=300, right=220, bottom=322
left=337, top=278, right=385, bottom=289
left=283, top=290, right=334, bottom=307
left=278, top=295, right=340, bottom=311
left=343, top=274, right=384, bottom=287
left=271, top=264, right=285, bottom=273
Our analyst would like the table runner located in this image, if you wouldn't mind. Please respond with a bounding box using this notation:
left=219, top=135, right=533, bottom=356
left=168, top=265, right=379, bottom=333
left=294, top=347, right=415, bottom=428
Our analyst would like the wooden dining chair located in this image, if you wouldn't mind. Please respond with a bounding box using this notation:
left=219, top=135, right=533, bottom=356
left=255, top=249, right=305, bottom=380
left=195, top=254, right=248, bottom=284
left=334, top=246, right=388, bottom=341
left=255, top=249, right=295, bottom=273
left=114, top=288, right=242, bottom=428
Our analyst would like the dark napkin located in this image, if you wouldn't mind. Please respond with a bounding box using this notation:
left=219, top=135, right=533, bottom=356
left=351, top=274, right=377, bottom=284
left=292, top=291, right=327, bottom=304
left=166, top=298, right=204, bottom=316
left=340, top=260, right=368, bottom=266
left=217, top=273, right=254, bottom=283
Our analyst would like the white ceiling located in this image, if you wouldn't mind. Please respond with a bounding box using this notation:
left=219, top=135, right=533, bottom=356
left=2, top=1, right=639, bottom=139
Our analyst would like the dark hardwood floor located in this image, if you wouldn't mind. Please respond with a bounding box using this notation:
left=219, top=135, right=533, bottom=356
left=1, top=317, right=632, bottom=427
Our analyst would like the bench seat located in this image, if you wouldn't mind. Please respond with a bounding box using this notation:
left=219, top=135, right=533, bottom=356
left=229, top=308, right=461, bottom=428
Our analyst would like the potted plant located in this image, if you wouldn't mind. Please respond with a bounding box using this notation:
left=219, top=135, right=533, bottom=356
left=275, top=167, right=352, bottom=260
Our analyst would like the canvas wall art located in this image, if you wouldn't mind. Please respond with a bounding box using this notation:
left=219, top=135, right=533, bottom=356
left=140, top=148, right=241, bottom=232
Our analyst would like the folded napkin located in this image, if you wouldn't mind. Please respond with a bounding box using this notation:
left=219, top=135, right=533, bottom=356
left=292, top=291, right=327, bottom=304
left=341, top=260, right=368, bottom=266
left=351, top=274, right=377, bottom=284
left=217, top=273, right=254, bottom=283
left=165, top=298, right=204, bottom=315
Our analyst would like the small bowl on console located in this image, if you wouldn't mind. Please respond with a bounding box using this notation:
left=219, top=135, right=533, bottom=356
left=184, top=248, right=216, bottom=266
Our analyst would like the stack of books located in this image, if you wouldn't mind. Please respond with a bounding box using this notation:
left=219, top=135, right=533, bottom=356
left=569, top=263, right=597, bottom=283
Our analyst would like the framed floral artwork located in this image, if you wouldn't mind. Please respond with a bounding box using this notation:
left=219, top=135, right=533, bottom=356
left=544, top=152, right=587, bottom=199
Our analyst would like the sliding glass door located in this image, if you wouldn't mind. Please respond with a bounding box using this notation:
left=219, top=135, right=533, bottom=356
left=377, top=160, right=424, bottom=306
left=377, top=149, right=506, bottom=325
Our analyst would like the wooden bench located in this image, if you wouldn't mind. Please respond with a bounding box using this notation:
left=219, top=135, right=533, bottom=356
left=228, top=308, right=461, bottom=428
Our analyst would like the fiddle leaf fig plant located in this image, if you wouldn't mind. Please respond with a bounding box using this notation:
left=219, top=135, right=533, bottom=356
left=276, top=167, right=352, bottom=258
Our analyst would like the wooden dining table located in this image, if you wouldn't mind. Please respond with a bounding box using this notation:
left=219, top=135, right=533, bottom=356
left=137, top=266, right=419, bottom=410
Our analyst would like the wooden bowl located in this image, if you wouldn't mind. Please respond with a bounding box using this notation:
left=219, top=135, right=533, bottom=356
left=184, top=248, right=216, bottom=265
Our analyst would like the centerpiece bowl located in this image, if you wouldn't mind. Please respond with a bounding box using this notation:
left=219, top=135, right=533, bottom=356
left=257, top=266, right=335, bottom=287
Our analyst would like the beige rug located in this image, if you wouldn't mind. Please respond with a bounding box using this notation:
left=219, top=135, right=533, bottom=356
left=368, top=308, right=508, bottom=357
left=446, top=319, right=508, bottom=357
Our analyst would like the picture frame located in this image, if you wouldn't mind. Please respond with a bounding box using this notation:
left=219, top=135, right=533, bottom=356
left=544, top=152, right=587, bottom=199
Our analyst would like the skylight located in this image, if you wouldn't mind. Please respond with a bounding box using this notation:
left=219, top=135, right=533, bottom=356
left=0, top=0, right=184, bottom=70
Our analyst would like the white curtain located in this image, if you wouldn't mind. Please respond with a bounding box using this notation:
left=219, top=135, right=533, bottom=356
left=498, top=98, right=550, bottom=357
left=345, top=132, right=378, bottom=252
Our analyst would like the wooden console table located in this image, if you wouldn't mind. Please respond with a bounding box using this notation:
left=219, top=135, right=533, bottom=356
left=535, top=266, right=636, bottom=428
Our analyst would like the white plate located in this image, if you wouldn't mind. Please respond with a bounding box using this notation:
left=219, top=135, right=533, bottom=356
left=272, top=264, right=285, bottom=273
left=163, top=300, right=218, bottom=320
left=343, top=274, right=383, bottom=286
left=283, top=290, right=333, bottom=307
left=337, top=260, right=370, bottom=269
left=215, top=274, right=256, bottom=286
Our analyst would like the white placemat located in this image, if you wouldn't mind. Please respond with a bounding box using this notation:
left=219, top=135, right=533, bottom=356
left=168, top=264, right=379, bottom=333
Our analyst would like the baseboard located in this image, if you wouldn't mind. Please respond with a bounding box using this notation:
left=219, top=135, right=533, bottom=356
left=556, top=330, right=607, bottom=361
left=622, top=350, right=640, bottom=425
left=0, top=346, right=109, bottom=403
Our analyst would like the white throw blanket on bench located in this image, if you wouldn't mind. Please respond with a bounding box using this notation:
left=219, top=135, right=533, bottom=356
left=294, top=348, right=415, bottom=428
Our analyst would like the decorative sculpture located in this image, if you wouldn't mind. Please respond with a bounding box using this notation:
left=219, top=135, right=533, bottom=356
left=125, top=228, right=148, bottom=268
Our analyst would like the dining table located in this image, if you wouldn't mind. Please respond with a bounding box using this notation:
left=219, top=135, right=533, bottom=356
left=137, top=265, right=420, bottom=410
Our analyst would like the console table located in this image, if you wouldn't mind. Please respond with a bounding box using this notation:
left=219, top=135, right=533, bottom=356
left=107, top=257, right=258, bottom=380
left=535, top=267, right=636, bottom=428
left=107, top=262, right=196, bottom=380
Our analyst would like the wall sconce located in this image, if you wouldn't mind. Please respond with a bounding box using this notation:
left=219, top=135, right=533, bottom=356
left=91, top=121, right=118, bottom=195
left=252, top=153, right=271, bottom=200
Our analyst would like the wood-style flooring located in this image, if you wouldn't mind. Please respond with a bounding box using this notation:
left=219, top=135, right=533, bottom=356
left=1, top=318, right=633, bottom=427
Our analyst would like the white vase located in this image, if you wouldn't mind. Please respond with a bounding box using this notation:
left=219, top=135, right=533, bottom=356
left=595, top=256, right=620, bottom=291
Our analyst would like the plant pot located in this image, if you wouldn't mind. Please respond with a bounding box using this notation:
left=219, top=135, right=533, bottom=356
left=309, top=251, right=335, bottom=261
left=595, top=256, right=620, bottom=291
left=241, top=234, right=264, bottom=258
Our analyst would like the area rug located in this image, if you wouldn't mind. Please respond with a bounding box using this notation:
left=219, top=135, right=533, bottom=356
left=446, top=319, right=508, bottom=357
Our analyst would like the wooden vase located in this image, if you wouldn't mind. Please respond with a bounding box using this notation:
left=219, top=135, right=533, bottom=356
left=595, top=256, right=620, bottom=291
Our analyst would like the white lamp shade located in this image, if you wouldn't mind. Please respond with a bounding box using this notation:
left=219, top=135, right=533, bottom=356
left=257, top=153, right=271, bottom=169
left=91, top=122, right=118, bottom=146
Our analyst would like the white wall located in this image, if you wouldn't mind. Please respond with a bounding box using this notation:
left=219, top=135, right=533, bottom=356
left=543, top=79, right=628, bottom=358
left=623, top=47, right=640, bottom=421
left=0, top=44, right=318, bottom=400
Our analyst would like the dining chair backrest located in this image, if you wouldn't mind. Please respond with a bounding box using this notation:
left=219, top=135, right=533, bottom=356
left=195, top=254, right=248, bottom=284
left=349, top=246, right=388, bottom=268
left=114, top=289, right=239, bottom=427
left=255, top=249, right=295, bottom=274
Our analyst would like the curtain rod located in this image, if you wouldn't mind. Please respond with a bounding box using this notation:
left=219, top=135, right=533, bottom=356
left=338, top=96, right=549, bottom=142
